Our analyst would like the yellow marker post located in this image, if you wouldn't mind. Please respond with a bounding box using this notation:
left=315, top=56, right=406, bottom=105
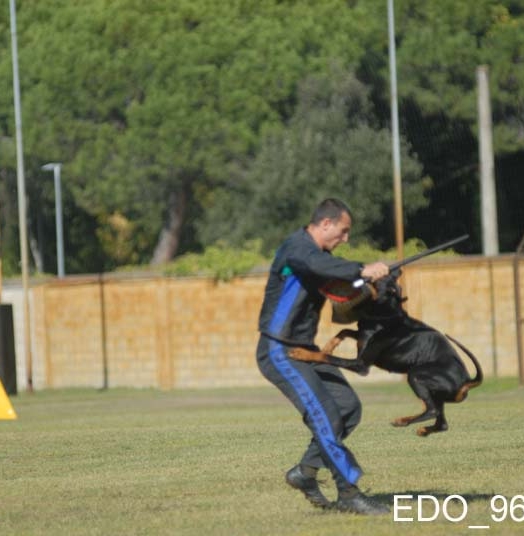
left=0, top=380, right=17, bottom=419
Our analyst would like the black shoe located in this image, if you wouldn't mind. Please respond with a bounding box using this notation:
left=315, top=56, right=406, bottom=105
left=285, top=465, right=331, bottom=509
left=335, top=490, right=390, bottom=515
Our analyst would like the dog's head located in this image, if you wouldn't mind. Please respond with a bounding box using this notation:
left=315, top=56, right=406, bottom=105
left=374, top=268, right=403, bottom=303
left=329, top=268, right=405, bottom=324
left=360, top=268, right=405, bottom=318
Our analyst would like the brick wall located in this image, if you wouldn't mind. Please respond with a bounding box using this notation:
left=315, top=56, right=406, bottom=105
left=2, top=255, right=523, bottom=390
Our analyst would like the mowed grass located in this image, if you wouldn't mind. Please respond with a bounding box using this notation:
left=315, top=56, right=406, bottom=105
left=1, top=378, right=523, bottom=536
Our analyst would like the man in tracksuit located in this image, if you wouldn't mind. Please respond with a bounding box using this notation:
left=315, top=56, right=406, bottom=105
left=257, top=198, right=390, bottom=515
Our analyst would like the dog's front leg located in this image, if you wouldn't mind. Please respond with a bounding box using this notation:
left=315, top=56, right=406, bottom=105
left=289, top=329, right=369, bottom=374
left=288, top=348, right=369, bottom=375
left=321, top=329, right=370, bottom=374
left=321, top=329, right=358, bottom=354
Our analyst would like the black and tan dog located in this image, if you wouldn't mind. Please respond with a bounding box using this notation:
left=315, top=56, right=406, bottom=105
left=289, top=272, right=483, bottom=436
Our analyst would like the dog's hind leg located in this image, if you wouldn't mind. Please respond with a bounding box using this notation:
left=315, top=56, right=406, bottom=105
left=391, top=405, right=437, bottom=428
left=391, top=370, right=438, bottom=428
left=416, top=402, right=448, bottom=437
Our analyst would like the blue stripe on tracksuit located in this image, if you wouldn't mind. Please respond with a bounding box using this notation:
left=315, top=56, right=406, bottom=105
left=268, top=275, right=362, bottom=485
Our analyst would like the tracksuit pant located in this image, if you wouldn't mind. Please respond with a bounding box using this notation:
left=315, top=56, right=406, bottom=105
left=256, top=334, right=363, bottom=490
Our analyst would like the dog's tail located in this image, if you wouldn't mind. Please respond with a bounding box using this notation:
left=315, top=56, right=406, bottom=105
left=445, top=334, right=483, bottom=402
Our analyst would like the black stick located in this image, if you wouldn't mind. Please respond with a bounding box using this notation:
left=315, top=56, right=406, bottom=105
left=389, top=234, right=469, bottom=271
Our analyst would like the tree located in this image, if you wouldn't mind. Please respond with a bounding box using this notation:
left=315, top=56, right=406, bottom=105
left=395, top=0, right=524, bottom=149
left=1, top=0, right=523, bottom=276
left=392, top=0, right=524, bottom=250
left=0, top=0, right=386, bottom=272
left=197, top=66, right=430, bottom=253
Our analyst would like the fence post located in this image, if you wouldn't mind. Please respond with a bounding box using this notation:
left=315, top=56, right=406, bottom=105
left=514, top=235, right=524, bottom=385
left=99, top=274, right=109, bottom=389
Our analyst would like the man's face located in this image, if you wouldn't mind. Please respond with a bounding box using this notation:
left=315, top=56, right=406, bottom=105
left=320, top=212, right=351, bottom=251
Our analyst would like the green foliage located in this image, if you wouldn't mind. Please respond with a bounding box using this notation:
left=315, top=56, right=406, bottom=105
left=1, top=0, right=523, bottom=275
left=156, top=239, right=268, bottom=281
left=116, top=236, right=462, bottom=281
left=197, top=66, right=431, bottom=253
left=334, top=238, right=461, bottom=264
left=0, top=0, right=390, bottom=272
left=395, top=0, right=524, bottom=153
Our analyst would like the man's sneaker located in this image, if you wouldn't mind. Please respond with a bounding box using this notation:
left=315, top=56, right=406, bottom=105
left=335, top=490, right=390, bottom=515
left=285, top=465, right=331, bottom=509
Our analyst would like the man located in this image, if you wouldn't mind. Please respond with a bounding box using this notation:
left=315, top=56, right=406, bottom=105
left=256, top=198, right=390, bottom=515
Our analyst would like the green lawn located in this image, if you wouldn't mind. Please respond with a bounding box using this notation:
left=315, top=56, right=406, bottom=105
left=1, top=379, right=523, bottom=535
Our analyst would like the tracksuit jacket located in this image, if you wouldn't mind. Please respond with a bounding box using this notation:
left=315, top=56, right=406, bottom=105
left=258, top=227, right=363, bottom=345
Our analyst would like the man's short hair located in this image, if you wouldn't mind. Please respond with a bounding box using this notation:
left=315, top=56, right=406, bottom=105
left=310, top=198, right=353, bottom=225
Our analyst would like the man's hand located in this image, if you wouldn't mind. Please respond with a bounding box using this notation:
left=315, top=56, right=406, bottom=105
left=360, top=262, right=389, bottom=282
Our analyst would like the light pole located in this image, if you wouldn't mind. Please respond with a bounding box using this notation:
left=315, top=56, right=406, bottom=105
left=10, top=0, right=33, bottom=391
left=388, top=0, right=404, bottom=262
left=41, top=163, right=65, bottom=278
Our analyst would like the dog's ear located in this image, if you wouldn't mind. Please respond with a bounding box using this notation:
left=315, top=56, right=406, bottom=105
left=374, top=269, right=405, bottom=304
left=374, top=275, right=394, bottom=302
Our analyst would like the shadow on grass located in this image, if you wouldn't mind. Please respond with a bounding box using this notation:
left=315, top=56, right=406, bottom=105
left=373, top=490, right=497, bottom=503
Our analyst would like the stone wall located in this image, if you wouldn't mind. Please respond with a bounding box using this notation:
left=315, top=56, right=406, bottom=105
left=1, top=255, right=523, bottom=391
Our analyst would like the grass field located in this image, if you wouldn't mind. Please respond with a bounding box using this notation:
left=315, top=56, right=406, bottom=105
left=1, top=378, right=523, bottom=536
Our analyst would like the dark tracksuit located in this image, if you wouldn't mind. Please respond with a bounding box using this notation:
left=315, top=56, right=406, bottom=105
left=256, top=228, right=364, bottom=490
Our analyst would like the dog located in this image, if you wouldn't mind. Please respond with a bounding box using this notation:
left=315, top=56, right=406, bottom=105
left=289, top=271, right=483, bottom=436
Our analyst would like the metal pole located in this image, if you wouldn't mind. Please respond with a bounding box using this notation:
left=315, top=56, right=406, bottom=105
left=99, top=274, right=109, bottom=390
left=477, top=65, right=499, bottom=256
left=388, top=0, right=404, bottom=261
left=42, top=163, right=65, bottom=277
left=9, top=0, right=33, bottom=392
left=514, top=234, right=524, bottom=385
left=54, top=164, right=65, bottom=278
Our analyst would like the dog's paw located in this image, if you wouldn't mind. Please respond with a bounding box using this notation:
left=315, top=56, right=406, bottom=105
left=417, top=424, right=448, bottom=436
left=288, top=348, right=308, bottom=361
left=356, top=364, right=370, bottom=376
left=391, top=418, right=409, bottom=427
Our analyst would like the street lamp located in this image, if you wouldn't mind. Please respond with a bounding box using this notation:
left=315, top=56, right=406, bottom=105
left=41, top=162, right=65, bottom=278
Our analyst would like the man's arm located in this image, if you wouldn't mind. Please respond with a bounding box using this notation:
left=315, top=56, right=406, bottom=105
left=286, top=243, right=362, bottom=281
left=360, top=262, right=389, bottom=282
left=288, top=242, right=388, bottom=284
